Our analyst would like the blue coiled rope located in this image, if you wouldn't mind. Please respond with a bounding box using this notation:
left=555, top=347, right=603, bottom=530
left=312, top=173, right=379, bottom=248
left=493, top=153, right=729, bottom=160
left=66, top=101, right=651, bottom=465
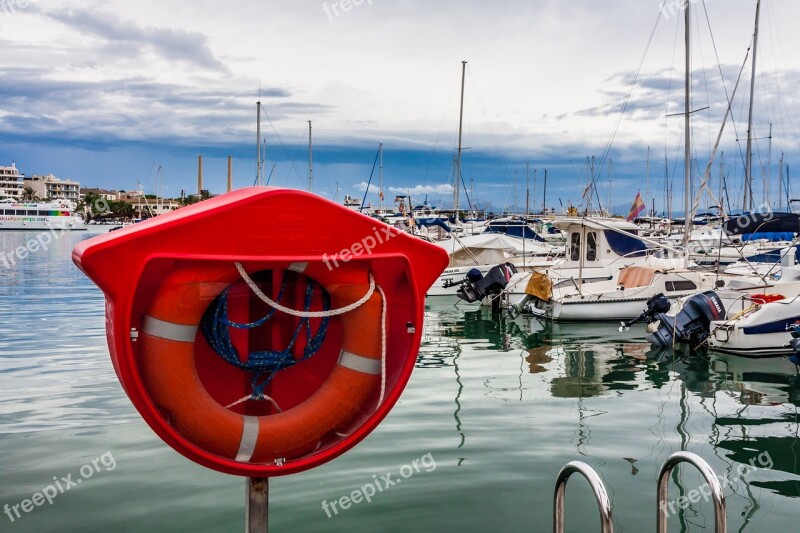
left=200, top=276, right=331, bottom=400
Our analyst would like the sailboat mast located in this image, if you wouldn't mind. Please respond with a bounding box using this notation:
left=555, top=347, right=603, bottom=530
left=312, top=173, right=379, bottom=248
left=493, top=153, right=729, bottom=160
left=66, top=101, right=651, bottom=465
left=645, top=146, right=651, bottom=215
left=455, top=60, right=467, bottom=216
left=608, top=159, right=613, bottom=215
left=767, top=122, right=773, bottom=206
left=744, top=0, right=761, bottom=211
left=543, top=169, right=547, bottom=215
left=720, top=152, right=726, bottom=213
left=256, top=101, right=262, bottom=186
left=683, top=0, right=692, bottom=266
left=379, top=142, right=384, bottom=211
left=779, top=152, right=785, bottom=210
left=308, top=121, right=313, bottom=193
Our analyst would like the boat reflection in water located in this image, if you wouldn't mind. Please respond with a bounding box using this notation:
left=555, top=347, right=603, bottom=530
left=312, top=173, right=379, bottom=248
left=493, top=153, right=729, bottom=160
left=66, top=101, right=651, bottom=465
left=420, top=301, right=800, bottom=529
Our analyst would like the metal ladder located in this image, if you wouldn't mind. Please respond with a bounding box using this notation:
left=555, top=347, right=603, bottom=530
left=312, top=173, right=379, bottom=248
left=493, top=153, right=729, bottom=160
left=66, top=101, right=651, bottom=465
left=553, top=451, right=726, bottom=533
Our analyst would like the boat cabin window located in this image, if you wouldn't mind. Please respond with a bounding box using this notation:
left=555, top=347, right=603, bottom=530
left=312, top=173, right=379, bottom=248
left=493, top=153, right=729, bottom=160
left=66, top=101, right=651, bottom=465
left=586, top=232, right=597, bottom=262
left=570, top=232, right=581, bottom=261
left=665, top=280, right=697, bottom=292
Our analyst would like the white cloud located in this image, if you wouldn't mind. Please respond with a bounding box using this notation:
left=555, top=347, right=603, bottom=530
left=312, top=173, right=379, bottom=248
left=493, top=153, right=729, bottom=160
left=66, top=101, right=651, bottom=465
left=353, top=181, right=381, bottom=194
left=388, top=184, right=454, bottom=196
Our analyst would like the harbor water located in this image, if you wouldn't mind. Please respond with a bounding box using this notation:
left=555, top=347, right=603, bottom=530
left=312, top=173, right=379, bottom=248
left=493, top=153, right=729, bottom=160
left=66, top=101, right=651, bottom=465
left=1, top=229, right=799, bottom=532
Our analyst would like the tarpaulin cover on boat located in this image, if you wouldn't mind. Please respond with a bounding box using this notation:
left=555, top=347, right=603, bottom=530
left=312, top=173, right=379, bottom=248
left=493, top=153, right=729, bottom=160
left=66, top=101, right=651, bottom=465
left=617, top=266, right=659, bottom=289
left=484, top=221, right=546, bottom=241
left=524, top=271, right=552, bottom=301
left=723, top=212, right=800, bottom=236
left=416, top=218, right=451, bottom=232
left=741, top=232, right=796, bottom=242
left=604, top=230, right=648, bottom=258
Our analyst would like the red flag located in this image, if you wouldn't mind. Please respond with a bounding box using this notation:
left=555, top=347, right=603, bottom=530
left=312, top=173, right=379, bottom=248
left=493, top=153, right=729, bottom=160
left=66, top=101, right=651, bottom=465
left=626, top=192, right=645, bottom=221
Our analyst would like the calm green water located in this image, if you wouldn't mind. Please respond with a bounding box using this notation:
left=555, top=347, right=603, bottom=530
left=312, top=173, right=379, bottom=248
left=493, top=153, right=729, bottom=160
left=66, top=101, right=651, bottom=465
left=1, top=229, right=799, bottom=532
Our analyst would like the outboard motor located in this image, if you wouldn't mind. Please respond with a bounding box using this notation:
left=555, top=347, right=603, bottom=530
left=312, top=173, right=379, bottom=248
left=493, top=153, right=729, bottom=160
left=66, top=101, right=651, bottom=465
left=787, top=324, right=800, bottom=367
left=646, top=291, right=725, bottom=348
left=619, top=293, right=671, bottom=332
left=442, top=267, right=483, bottom=290
left=449, top=262, right=518, bottom=304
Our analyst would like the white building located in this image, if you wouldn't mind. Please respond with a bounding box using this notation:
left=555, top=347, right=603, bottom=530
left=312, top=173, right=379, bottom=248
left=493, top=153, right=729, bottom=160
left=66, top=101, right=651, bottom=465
left=24, top=174, right=81, bottom=202
left=134, top=199, right=181, bottom=218
left=0, top=162, right=24, bottom=200
left=80, top=188, right=119, bottom=201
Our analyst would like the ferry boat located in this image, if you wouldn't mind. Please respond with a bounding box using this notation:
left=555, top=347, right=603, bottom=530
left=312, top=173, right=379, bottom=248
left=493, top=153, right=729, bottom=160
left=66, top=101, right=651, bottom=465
left=0, top=198, right=87, bottom=230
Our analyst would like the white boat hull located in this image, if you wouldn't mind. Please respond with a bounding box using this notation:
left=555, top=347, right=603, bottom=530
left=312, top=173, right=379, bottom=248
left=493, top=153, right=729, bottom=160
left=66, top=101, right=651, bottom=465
left=708, top=298, right=800, bottom=357
left=0, top=216, right=87, bottom=230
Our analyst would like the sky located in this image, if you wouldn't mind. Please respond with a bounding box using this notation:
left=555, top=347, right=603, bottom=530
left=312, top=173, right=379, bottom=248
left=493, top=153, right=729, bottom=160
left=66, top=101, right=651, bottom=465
left=2, top=0, right=800, bottom=214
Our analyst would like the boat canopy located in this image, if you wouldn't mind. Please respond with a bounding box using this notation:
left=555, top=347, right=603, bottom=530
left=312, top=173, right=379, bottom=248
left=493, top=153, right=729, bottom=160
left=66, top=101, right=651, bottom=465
left=723, top=212, right=800, bottom=236
left=551, top=217, right=640, bottom=232
left=434, top=233, right=550, bottom=267
left=741, top=232, right=796, bottom=242
left=484, top=220, right=546, bottom=241
left=416, top=217, right=451, bottom=232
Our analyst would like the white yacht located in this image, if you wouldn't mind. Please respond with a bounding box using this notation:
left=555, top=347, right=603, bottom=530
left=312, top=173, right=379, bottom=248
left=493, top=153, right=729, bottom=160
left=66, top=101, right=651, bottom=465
left=427, top=232, right=559, bottom=297
left=502, top=217, right=686, bottom=308
left=0, top=198, right=87, bottom=230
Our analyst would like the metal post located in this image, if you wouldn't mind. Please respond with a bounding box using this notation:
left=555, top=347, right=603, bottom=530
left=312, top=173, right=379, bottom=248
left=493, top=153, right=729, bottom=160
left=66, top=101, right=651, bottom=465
left=246, top=477, right=269, bottom=533
left=657, top=451, right=726, bottom=533
left=228, top=156, right=233, bottom=192
left=553, top=461, right=614, bottom=533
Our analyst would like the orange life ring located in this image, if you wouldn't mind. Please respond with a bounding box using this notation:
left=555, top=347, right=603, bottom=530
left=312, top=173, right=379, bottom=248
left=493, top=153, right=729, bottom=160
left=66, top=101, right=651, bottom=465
left=138, top=261, right=383, bottom=464
left=60, top=203, right=67, bottom=208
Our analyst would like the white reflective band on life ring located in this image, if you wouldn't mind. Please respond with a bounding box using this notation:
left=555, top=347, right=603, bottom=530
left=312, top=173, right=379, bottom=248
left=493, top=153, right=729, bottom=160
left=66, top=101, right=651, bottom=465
left=338, top=350, right=382, bottom=375
left=143, top=316, right=198, bottom=343
left=236, top=416, right=259, bottom=462
left=288, top=262, right=308, bottom=273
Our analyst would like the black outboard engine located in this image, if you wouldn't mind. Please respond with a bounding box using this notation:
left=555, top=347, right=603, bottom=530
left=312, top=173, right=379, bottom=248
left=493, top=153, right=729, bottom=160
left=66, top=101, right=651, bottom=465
left=619, top=293, right=671, bottom=332
left=646, top=291, right=725, bottom=348
left=787, top=325, right=800, bottom=367
left=451, top=262, right=518, bottom=304
left=442, top=267, right=483, bottom=290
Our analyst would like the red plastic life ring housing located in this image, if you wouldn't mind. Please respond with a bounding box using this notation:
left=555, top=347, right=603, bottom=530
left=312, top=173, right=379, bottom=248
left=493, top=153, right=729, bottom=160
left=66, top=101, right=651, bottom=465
left=72, top=187, right=449, bottom=476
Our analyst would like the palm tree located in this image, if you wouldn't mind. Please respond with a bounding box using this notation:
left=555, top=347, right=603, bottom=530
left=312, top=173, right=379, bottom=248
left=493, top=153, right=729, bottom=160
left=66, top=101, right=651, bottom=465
left=79, top=192, right=103, bottom=221
left=109, top=200, right=135, bottom=220
left=21, top=186, right=39, bottom=202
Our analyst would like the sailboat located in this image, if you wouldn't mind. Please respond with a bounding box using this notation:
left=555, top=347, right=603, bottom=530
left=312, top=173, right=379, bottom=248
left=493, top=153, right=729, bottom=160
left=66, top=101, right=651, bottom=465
left=428, top=61, right=561, bottom=297
left=505, top=1, right=769, bottom=322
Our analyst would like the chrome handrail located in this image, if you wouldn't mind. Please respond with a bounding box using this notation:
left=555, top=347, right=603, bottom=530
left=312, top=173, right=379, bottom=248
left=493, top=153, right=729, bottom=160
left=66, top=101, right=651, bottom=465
left=553, top=461, right=614, bottom=533
left=657, top=451, right=726, bottom=533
